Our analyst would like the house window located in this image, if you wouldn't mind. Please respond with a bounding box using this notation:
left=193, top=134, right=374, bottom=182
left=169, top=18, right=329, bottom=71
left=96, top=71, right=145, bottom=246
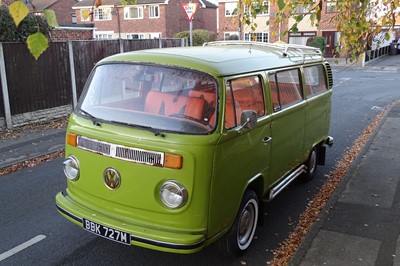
left=225, top=2, right=238, bottom=17
left=124, top=6, right=143, bottom=19
left=71, top=12, right=77, bottom=24
left=95, top=32, right=114, bottom=39
left=295, top=3, right=315, bottom=14
left=326, top=1, right=337, bottom=13
left=289, top=32, right=316, bottom=45
left=126, top=33, right=145, bottom=39
left=80, top=9, right=91, bottom=22
left=224, top=32, right=239, bottom=40
left=244, top=1, right=269, bottom=16
left=94, top=8, right=112, bottom=21
left=149, top=5, right=159, bottom=18
left=244, top=32, right=269, bottom=43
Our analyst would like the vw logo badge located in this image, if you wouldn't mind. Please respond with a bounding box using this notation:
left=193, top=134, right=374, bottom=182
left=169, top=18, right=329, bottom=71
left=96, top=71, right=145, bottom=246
left=103, top=168, right=121, bottom=190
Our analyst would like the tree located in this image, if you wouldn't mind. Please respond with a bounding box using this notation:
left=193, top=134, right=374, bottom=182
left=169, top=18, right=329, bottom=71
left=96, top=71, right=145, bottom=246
left=175, top=30, right=217, bottom=46
left=4, top=0, right=136, bottom=60
left=0, top=6, right=52, bottom=43
left=240, top=0, right=400, bottom=62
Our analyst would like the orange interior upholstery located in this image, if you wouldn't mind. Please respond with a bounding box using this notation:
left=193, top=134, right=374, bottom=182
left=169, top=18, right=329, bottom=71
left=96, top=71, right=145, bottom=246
left=233, top=88, right=265, bottom=117
left=145, top=91, right=205, bottom=120
left=189, top=90, right=217, bottom=123
left=225, top=94, right=236, bottom=129
left=189, top=90, right=216, bottom=106
left=185, top=97, right=205, bottom=120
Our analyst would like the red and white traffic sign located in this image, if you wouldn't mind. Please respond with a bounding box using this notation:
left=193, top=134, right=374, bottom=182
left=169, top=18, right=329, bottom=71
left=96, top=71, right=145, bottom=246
left=181, top=3, right=198, bottom=22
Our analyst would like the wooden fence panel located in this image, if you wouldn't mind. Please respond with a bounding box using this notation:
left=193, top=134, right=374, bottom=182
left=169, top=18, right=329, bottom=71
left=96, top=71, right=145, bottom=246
left=0, top=38, right=184, bottom=127
left=122, top=39, right=160, bottom=52
left=3, top=42, right=72, bottom=115
left=161, top=38, right=184, bottom=48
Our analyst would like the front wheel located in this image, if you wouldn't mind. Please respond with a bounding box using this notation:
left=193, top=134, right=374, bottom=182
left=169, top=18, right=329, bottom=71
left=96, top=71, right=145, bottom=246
left=219, top=190, right=259, bottom=257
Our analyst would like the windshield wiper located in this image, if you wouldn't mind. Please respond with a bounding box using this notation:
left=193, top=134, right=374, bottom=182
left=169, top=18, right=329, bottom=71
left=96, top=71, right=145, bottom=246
left=77, top=108, right=101, bottom=127
left=110, top=120, right=165, bottom=137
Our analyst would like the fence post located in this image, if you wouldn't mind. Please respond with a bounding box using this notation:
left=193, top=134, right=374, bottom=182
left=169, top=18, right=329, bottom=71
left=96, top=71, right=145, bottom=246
left=119, top=39, right=124, bottom=53
left=159, top=38, right=162, bottom=49
left=68, top=41, right=78, bottom=108
left=0, top=43, right=12, bottom=129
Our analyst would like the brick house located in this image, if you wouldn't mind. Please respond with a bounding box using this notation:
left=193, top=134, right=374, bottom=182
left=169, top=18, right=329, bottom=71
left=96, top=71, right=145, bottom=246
left=217, top=1, right=340, bottom=57
left=72, top=0, right=218, bottom=40
left=3, top=0, right=78, bottom=25
left=218, top=0, right=271, bottom=42
left=2, top=0, right=94, bottom=41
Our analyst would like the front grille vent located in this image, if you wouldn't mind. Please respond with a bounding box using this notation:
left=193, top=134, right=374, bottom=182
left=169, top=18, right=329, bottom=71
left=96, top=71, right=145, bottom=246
left=115, top=146, right=163, bottom=166
left=77, top=136, right=111, bottom=155
left=77, top=136, right=164, bottom=166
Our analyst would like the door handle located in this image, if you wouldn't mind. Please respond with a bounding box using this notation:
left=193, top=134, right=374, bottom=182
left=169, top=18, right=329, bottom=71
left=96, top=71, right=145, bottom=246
left=263, top=136, right=272, bottom=144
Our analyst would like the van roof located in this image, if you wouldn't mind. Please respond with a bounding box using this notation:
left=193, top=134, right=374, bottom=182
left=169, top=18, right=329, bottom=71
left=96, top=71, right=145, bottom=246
left=100, top=41, right=325, bottom=77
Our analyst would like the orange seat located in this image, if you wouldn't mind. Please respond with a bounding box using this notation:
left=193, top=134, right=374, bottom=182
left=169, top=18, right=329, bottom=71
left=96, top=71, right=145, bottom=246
left=145, top=91, right=205, bottom=120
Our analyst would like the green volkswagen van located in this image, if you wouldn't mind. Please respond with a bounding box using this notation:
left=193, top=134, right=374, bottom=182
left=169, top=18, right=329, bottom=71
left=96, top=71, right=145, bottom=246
left=56, top=41, right=333, bottom=256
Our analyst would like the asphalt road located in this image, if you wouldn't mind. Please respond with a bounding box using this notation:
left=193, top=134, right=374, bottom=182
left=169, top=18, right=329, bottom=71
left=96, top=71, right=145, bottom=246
left=0, top=65, right=399, bottom=265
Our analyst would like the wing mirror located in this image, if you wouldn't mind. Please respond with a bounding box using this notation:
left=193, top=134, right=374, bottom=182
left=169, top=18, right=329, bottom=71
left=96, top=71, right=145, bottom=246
left=236, top=110, right=257, bottom=134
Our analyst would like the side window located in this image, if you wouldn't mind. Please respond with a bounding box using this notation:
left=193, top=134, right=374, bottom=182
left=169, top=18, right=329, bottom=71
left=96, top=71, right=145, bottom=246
left=225, top=76, right=265, bottom=129
left=304, top=65, right=328, bottom=98
left=269, top=69, right=302, bottom=112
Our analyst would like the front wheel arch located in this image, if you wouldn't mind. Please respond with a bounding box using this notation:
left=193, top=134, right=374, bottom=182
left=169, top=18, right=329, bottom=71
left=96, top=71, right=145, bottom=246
left=218, top=189, right=259, bottom=257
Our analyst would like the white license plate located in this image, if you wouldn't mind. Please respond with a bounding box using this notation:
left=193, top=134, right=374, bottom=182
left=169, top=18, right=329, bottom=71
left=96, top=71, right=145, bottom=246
left=83, top=218, right=131, bottom=245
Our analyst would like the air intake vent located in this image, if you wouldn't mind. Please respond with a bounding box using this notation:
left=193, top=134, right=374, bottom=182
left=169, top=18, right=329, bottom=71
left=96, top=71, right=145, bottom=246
left=77, top=136, right=111, bottom=155
left=325, top=63, right=333, bottom=89
left=115, top=146, right=163, bottom=166
left=77, top=136, right=164, bottom=166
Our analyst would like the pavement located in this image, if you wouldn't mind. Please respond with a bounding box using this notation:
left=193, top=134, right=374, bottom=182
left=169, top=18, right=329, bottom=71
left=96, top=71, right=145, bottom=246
left=0, top=54, right=399, bottom=265
left=0, top=126, right=65, bottom=168
left=290, top=54, right=400, bottom=266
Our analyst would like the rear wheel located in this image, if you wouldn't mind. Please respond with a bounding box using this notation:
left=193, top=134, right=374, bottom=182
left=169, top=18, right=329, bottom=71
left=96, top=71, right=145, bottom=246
left=219, top=190, right=259, bottom=257
left=302, top=147, right=318, bottom=181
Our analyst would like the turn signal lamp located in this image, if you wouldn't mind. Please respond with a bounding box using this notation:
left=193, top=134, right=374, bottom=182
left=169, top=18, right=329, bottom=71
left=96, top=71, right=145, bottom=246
left=164, top=154, right=183, bottom=169
left=67, top=133, right=78, bottom=147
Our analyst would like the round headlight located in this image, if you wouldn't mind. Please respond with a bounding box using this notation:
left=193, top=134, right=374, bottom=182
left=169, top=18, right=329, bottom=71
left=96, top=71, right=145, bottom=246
left=160, top=181, right=188, bottom=209
left=63, top=156, right=80, bottom=181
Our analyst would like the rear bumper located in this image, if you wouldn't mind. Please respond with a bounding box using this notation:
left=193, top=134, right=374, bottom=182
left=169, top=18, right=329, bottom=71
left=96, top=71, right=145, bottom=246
left=55, top=191, right=206, bottom=254
left=325, top=136, right=334, bottom=147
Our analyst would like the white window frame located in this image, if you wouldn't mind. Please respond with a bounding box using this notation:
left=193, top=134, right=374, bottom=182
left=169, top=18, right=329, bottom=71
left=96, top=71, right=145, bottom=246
left=295, top=2, right=317, bottom=14
left=225, top=2, right=238, bottom=17
left=244, top=1, right=269, bottom=16
left=94, top=31, right=114, bottom=40
left=149, top=5, right=160, bottom=18
left=244, top=32, right=269, bottom=43
left=126, top=33, right=145, bottom=39
left=124, top=6, right=144, bottom=19
left=93, top=8, right=112, bottom=21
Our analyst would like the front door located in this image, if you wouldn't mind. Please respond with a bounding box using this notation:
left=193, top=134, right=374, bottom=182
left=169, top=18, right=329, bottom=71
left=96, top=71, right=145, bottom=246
left=208, top=74, right=271, bottom=238
left=322, top=31, right=336, bottom=57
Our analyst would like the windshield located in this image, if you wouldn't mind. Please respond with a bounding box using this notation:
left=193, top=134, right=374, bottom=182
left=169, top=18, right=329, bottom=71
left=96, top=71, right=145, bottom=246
left=78, top=63, right=218, bottom=134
